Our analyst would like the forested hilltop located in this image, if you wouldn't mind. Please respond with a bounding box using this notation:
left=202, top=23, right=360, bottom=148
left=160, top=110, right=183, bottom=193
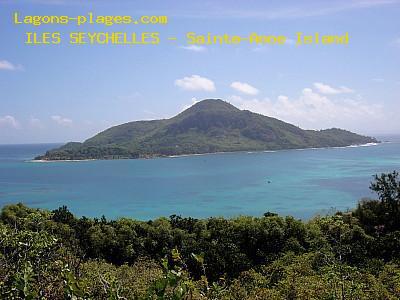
left=36, top=99, right=377, bottom=160
left=2, top=171, right=400, bottom=299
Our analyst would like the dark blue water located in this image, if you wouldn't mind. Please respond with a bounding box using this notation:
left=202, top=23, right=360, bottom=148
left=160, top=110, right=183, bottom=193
left=0, top=141, right=399, bottom=220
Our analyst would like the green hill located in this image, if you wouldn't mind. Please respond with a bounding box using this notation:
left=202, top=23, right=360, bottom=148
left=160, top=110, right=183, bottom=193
left=36, top=99, right=378, bottom=160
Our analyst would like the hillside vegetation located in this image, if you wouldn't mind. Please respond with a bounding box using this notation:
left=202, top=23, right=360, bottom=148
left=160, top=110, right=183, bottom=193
left=1, top=171, right=400, bottom=299
left=36, top=99, right=377, bottom=160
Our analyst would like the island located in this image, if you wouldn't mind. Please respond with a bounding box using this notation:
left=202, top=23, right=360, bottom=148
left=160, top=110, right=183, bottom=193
left=35, top=99, right=378, bottom=161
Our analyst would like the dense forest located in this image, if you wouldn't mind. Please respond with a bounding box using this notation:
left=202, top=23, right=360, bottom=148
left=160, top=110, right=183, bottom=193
left=1, top=171, right=400, bottom=299
left=36, top=99, right=377, bottom=160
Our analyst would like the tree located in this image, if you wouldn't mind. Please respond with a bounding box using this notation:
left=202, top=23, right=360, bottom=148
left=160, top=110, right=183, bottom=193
left=371, top=171, right=400, bottom=221
left=52, top=206, right=75, bottom=225
left=355, top=171, right=400, bottom=233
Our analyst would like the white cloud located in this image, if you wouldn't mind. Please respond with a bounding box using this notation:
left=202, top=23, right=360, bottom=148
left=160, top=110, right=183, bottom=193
left=313, top=82, right=354, bottom=94
left=229, top=87, right=383, bottom=132
left=0, top=60, right=23, bottom=71
left=0, top=115, right=19, bottom=129
left=174, top=75, right=216, bottom=92
left=180, top=45, right=207, bottom=52
left=181, top=97, right=200, bottom=111
left=230, top=81, right=259, bottom=95
left=51, top=115, right=73, bottom=126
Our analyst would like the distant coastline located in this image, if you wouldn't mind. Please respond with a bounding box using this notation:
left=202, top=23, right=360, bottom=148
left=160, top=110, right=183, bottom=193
left=33, top=99, right=380, bottom=162
left=29, top=158, right=97, bottom=163
left=28, top=141, right=382, bottom=163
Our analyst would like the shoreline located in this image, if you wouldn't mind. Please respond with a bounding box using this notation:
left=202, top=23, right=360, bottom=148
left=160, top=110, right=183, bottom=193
left=29, top=159, right=97, bottom=163
left=27, top=142, right=382, bottom=163
left=169, top=142, right=381, bottom=158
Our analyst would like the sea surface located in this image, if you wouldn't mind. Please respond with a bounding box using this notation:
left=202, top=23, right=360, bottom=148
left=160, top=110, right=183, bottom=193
left=1, top=139, right=400, bottom=220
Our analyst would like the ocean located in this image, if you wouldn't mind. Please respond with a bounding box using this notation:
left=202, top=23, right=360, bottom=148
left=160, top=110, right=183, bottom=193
left=0, top=140, right=400, bottom=220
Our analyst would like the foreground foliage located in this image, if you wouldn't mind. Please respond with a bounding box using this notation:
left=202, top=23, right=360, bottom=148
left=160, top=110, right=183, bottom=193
left=1, top=171, right=400, bottom=299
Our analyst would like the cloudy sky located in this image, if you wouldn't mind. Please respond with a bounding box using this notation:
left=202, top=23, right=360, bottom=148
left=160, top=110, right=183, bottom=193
left=0, top=0, right=399, bottom=143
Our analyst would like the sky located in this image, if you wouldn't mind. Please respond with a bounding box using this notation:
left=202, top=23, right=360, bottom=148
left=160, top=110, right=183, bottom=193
left=0, top=0, right=399, bottom=144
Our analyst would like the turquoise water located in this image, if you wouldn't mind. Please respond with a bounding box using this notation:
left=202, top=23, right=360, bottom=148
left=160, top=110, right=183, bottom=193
left=0, top=141, right=400, bottom=220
